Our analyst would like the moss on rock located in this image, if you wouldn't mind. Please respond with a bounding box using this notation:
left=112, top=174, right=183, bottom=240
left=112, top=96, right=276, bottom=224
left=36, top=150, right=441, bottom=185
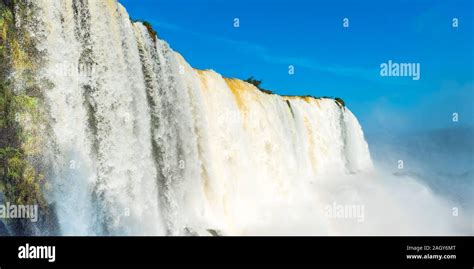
left=0, top=1, right=48, bottom=218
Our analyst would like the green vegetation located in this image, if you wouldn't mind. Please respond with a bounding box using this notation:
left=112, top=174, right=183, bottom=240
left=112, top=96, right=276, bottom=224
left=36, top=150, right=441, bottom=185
left=142, top=21, right=158, bottom=40
left=334, top=97, right=345, bottom=108
left=319, top=96, right=346, bottom=108
left=0, top=1, right=47, bottom=215
left=244, top=76, right=262, bottom=88
left=243, top=75, right=346, bottom=108
left=0, top=147, right=45, bottom=206
left=0, top=0, right=10, bottom=57
left=132, top=19, right=158, bottom=40
left=244, top=76, right=274, bottom=94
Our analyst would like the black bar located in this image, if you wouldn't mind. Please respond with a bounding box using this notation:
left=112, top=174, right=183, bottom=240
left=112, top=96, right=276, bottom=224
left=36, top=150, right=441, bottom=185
left=0, top=236, right=472, bottom=267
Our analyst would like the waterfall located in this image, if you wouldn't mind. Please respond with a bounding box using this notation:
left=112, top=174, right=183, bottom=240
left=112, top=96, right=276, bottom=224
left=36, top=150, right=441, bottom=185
left=7, top=0, right=465, bottom=236
left=34, top=0, right=166, bottom=235
left=7, top=0, right=372, bottom=235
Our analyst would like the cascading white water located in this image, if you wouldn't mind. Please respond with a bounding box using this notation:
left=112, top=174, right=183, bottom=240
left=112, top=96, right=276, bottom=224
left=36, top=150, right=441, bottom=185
left=14, top=0, right=468, bottom=236
left=33, top=0, right=165, bottom=235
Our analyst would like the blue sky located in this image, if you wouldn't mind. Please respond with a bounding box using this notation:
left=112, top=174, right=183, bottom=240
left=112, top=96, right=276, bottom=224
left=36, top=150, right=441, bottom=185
left=119, top=0, right=473, bottom=134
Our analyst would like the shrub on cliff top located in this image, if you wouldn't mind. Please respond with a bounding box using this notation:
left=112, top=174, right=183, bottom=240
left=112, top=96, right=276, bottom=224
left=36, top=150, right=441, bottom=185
left=132, top=19, right=158, bottom=40
left=335, top=97, right=345, bottom=108
left=142, top=21, right=158, bottom=39
left=244, top=76, right=274, bottom=94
